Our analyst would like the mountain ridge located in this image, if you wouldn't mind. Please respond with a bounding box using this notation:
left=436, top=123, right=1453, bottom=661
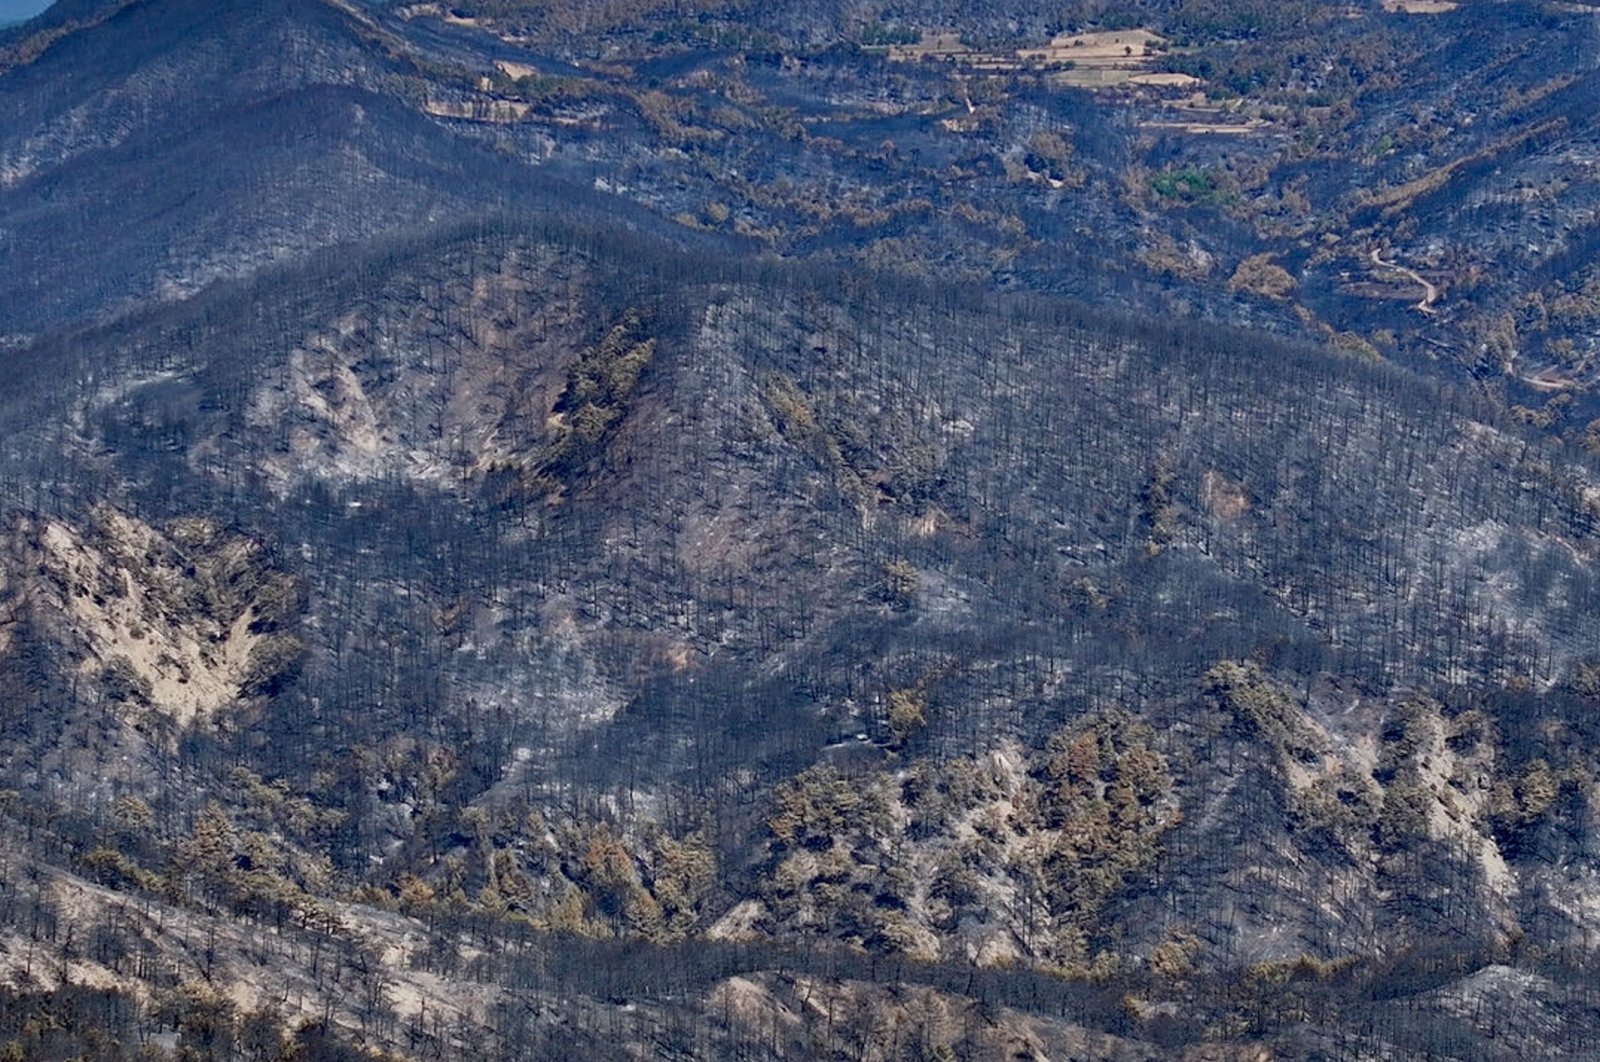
left=5, top=1, right=1600, bottom=1058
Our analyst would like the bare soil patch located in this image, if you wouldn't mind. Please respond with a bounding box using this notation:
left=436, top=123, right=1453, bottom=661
left=1382, top=0, right=1459, bottom=13
left=891, top=27, right=1183, bottom=91
left=496, top=60, right=539, bottom=80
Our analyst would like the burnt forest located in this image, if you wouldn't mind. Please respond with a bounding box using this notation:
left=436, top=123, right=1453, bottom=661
left=3, top=0, right=1600, bottom=1058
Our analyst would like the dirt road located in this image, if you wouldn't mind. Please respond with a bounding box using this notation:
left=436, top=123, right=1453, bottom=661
left=1370, top=248, right=1440, bottom=315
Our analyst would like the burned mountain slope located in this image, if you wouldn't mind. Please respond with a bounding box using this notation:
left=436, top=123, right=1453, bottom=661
left=0, top=0, right=678, bottom=341
left=0, top=217, right=1598, bottom=1055
left=3, top=216, right=1598, bottom=795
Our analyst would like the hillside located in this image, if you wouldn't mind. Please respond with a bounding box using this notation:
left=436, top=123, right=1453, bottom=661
left=3, top=1, right=1600, bottom=1059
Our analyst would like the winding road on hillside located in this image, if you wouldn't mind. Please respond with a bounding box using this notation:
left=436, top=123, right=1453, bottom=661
left=1370, top=248, right=1440, bottom=315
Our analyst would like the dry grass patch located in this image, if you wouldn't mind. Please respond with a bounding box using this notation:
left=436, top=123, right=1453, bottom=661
left=1019, top=29, right=1166, bottom=63
left=891, top=27, right=1184, bottom=92
left=1229, top=254, right=1296, bottom=300
left=887, top=30, right=971, bottom=61
left=1129, top=72, right=1203, bottom=87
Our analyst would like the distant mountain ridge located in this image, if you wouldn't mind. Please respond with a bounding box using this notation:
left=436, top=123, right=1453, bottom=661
left=0, top=0, right=52, bottom=23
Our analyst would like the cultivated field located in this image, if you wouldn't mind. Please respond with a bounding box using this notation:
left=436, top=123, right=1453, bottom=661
left=890, top=28, right=1180, bottom=89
